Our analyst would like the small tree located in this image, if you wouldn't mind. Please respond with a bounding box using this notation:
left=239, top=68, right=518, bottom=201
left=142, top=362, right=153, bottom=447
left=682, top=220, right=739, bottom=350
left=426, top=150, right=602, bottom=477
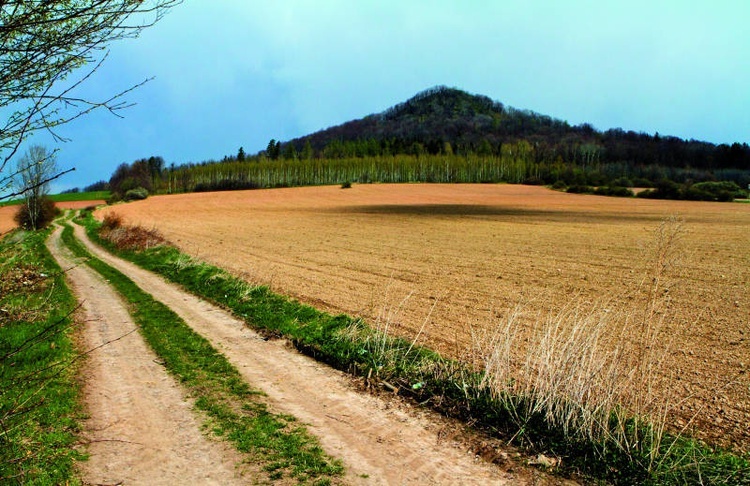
left=14, top=145, right=58, bottom=230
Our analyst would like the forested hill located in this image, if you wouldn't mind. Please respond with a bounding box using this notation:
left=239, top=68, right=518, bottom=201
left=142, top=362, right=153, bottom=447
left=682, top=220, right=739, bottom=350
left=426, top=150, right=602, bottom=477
left=283, top=86, right=749, bottom=172
left=103, top=86, right=749, bottom=202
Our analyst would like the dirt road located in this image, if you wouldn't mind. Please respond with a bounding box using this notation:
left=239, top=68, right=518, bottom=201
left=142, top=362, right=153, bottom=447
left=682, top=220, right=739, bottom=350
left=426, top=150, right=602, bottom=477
left=53, top=222, right=539, bottom=484
left=47, top=226, right=247, bottom=485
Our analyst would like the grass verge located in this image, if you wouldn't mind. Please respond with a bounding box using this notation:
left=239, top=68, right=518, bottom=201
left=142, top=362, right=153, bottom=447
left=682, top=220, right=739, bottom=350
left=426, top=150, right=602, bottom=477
left=78, top=211, right=750, bottom=485
left=59, top=222, right=343, bottom=484
left=0, top=229, right=83, bottom=485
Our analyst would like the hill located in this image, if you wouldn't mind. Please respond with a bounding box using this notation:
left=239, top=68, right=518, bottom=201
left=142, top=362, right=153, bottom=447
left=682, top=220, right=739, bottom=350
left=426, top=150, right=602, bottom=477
left=105, top=86, right=750, bottom=200
left=283, top=86, right=750, bottom=174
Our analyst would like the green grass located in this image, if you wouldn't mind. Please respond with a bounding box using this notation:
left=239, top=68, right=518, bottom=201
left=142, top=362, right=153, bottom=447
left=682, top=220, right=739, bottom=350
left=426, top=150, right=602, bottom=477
left=49, top=191, right=110, bottom=203
left=59, top=222, right=343, bottom=484
left=76, top=210, right=750, bottom=485
left=0, top=229, right=83, bottom=485
left=0, top=191, right=109, bottom=207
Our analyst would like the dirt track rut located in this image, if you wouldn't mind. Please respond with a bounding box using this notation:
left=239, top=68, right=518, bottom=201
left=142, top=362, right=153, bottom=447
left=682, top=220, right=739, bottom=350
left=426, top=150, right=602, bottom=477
left=62, top=222, right=530, bottom=484
left=47, top=226, right=246, bottom=485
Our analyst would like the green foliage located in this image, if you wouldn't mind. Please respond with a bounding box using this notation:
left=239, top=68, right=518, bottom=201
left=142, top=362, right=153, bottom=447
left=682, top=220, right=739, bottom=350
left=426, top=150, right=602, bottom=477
left=123, top=186, right=149, bottom=201
left=49, top=191, right=110, bottom=203
left=0, top=230, right=83, bottom=484
left=611, top=177, right=634, bottom=188
left=551, top=180, right=567, bottom=190
left=109, top=156, right=163, bottom=197
left=638, top=179, right=745, bottom=202
left=61, top=222, right=343, bottom=483
left=692, top=181, right=746, bottom=200
left=593, top=186, right=635, bottom=197
left=566, top=184, right=594, bottom=194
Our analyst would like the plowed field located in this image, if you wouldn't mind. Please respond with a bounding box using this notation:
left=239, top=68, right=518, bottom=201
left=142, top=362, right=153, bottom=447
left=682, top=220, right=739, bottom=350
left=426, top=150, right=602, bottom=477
left=97, top=184, right=750, bottom=451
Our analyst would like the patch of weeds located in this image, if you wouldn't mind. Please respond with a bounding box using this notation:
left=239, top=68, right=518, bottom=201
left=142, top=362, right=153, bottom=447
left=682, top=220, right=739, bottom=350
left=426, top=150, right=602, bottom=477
left=60, top=222, right=343, bottom=483
left=0, top=229, right=83, bottom=485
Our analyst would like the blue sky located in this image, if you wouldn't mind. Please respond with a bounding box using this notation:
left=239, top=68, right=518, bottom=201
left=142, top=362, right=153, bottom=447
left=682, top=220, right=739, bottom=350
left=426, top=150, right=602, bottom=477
left=28, top=1, right=750, bottom=192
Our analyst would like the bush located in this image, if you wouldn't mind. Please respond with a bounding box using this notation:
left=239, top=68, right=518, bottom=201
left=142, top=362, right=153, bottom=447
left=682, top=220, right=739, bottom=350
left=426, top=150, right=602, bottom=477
left=638, top=180, right=744, bottom=202
left=340, top=181, right=352, bottom=189
left=593, top=186, right=635, bottom=197
left=632, top=178, right=654, bottom=188
left=566, top=185, right=593, bottom=194
left=522, top=176, right=545, bottom=185
left=124, top=187, right=149, bottom=201
left=693, top=181, right=746, bottom=201
left=611, top=177, right=634, bottom=188
left=101, top=212, right=123, bottom=231
left=551, top=180, right=567, bottom=190
left=13, top=197, right=60, bottom=230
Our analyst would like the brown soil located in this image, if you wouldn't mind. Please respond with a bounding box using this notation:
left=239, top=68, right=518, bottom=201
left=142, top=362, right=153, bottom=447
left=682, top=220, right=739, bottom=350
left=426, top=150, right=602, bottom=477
left=69, top=221, right=543, bottom=484
left=46, top=225, right=248, bottom=485
left=97, top=184, right=750, bottom=452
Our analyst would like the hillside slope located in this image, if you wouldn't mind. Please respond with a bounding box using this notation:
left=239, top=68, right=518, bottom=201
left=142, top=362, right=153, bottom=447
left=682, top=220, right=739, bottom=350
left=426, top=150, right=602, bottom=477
left=283, top=86, right=749, bottom=171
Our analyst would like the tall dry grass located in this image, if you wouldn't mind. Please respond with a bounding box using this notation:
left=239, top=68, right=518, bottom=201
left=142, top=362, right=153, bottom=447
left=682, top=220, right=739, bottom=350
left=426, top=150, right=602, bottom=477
left=472, top=216, right=687, bottom=470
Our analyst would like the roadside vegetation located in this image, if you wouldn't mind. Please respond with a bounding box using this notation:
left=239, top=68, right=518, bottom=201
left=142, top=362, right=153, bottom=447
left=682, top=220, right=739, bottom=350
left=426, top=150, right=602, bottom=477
left=0, top=229, right=82, bottom=485
left=78, top=210, right=750, bottom=485
left=59, top=221, right=344, bottom=484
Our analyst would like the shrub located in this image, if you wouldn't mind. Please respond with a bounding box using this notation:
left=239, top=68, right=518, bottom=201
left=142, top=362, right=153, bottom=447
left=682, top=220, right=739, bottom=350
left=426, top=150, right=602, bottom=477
left=340, top=181, right=352, bottom=189
left=693, top=181, right=745, bottom=201
left=522, top=176, right=545, bottom=186
left=101, top=212, right=123, bottom=231
left=124, top=187, right=149, bottom=201
left=611, top=177, right=634, bottom=188
left=13, top=196, right=60, bottom=230
left=593, top=186, right=635, bottom=197
left=98, top=214, right=168, bottom=251
left=566, top=184, right=593, bottom=194
left=632, top=178, right=654, bottom=188
left=551, top=180, right=567, bottom=190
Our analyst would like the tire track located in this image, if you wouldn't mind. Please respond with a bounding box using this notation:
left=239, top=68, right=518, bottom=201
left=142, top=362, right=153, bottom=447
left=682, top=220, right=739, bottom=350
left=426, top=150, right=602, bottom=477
left=47, top=226, right=247, bottom=485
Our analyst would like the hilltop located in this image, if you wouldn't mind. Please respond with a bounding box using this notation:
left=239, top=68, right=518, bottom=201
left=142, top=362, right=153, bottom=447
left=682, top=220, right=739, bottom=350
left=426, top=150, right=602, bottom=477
left=282, top=86, right=749, bottom=172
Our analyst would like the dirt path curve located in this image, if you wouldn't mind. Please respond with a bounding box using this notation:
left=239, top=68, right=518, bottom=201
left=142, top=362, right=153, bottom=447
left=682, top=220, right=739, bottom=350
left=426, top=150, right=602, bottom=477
left=47, top=226, right=248, bottom=485
left=70, top=222, right=532, bottom=485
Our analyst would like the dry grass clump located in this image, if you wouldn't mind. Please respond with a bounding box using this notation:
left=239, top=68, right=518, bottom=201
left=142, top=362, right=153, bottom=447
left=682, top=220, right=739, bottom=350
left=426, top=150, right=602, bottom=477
left=98, top=212, right=170, bottom=251
left=472, top=216, right=686, bottom=470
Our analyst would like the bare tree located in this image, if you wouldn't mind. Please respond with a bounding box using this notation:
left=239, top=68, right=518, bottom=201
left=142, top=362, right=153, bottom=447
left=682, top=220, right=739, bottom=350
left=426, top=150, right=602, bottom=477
left=0, top=0, right=181, bottom=199
left=14, top=145, right=56, bottom=229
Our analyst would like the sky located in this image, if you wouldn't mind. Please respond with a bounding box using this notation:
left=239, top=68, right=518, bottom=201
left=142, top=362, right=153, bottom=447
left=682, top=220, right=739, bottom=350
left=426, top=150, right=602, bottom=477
left=19, top=1, right=750, bottom=192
